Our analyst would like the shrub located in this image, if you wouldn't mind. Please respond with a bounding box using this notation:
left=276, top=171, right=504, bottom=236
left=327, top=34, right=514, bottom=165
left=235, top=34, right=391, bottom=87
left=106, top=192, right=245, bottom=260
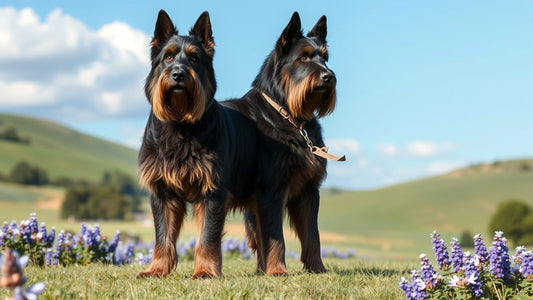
left=488, top=199, right=531, bottom=245
left=9, top=161, right=48, bottom=185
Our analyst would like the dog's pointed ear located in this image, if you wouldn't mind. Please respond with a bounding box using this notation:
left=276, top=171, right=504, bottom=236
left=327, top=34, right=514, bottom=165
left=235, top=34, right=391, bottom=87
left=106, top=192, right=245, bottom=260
left=190, top=11, right=215, bottom=58
left=307, top=15, right=327, bottom=43
left=151, top=10, right=177, bottom=59
left=276, top=12, right=303, bottom=54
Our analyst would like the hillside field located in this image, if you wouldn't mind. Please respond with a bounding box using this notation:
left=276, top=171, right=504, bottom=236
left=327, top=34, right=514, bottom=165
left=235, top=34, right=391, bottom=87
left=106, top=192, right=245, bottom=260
left=1, top=113, right=533, bottom=260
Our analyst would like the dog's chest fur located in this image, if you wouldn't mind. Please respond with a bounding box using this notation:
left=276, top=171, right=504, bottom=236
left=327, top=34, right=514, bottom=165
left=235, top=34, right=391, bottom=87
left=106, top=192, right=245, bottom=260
left=259, top=119, right=327, bottom=197
left=139, top=115, right=218, bottom=201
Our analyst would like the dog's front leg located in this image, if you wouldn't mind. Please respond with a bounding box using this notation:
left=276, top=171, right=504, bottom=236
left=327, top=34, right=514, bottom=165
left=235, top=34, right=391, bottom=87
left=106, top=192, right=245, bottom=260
left=256, top=191, right=288, bottom=276
left=192, top=193, right=226, bottom=279
left=137, top=194, right=186, bottom=278
left=287, top=188, right=326, bottom=273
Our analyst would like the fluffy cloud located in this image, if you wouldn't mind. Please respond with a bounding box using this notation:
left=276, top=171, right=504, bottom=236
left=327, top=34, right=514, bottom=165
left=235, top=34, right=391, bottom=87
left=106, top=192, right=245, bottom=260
left=0, top=7, right=150, bottom=120
left=325, top=138, right=361, bottom=155
left=376, top=141, right=456, bottom=158
left=406, top=141, right=455, bottom=158
left=427, top=161, right=465, bottom=175
left=376, top=143, right=398, bottom=157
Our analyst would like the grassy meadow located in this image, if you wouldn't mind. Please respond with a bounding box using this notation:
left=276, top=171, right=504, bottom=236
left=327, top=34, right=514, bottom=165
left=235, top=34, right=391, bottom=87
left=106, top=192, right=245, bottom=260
left=0, top=258, right=415, bottom=299
left=2, top=113, right=533, bottom=299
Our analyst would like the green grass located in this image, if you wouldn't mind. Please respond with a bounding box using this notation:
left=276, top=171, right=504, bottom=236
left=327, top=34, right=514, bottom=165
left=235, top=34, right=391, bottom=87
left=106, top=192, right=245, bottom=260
left=0, top=113, right=137, bottom=182
left=0, top=258, right=416, bottom=299
left=317, top=159, right=533, bottom=258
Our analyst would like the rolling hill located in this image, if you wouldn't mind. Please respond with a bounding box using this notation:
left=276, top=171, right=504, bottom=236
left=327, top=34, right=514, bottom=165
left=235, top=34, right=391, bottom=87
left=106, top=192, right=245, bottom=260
left=318, top=159, right=533, bottom=257
left=0, top=113, right=137, bottom=182
left=1, top=113, right=532, bottom=258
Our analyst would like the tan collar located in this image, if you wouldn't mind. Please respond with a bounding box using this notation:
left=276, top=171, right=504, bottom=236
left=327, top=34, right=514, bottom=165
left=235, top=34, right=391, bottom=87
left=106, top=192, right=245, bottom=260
left=257, top=89, right=346, bottom=162
left=259, top=90, right=304, bottom=130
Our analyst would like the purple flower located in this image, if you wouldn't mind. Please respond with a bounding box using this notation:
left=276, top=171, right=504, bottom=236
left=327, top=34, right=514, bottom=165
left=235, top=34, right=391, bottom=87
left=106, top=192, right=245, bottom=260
left=489, top=231, right=511, bottom=281
left=430, top=231, right=450, bottom=270
left=513, top=246, right=527, bottom=264
left=108, top=231, right=120, bottom=253
left=473, top=234, right=489, bottom=265
left=463, top=252, right=483, bottom=297
left=450, top=237, right=464, bottom=272
left=399, top=270, right=428, bottom=300
left=399, top=276, right=413, bottom=299
left=46, top=227, right=55, bottom=248
left=55, top=230, right=65, bottom=251
left=419, top=253, right=439, bottom=291
left=80, top=223, right=87, bottom=241
left=410, top=270, right=428, bottom=300
left=28, top=213, right=38, bottom=235
left=520, top=250, right=533, bottom=279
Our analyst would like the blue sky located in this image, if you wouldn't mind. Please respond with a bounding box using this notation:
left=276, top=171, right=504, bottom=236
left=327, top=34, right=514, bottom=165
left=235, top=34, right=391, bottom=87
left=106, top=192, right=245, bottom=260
left=1, top=1, right=532, bottom=189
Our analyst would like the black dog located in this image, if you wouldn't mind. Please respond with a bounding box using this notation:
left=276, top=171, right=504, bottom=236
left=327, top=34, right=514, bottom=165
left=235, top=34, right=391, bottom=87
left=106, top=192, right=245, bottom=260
left=137, top=10, right=257, bottom=278
left=224, top=12, right=340, bottom=275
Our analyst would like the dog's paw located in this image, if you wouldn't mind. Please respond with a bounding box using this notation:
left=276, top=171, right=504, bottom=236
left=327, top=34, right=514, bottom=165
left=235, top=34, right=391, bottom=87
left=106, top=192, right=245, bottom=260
left=266, top=265, right=288, bottom=276
left=191, top=271, right=218, bottom=279
left=136, top=269, right=168, bottom=278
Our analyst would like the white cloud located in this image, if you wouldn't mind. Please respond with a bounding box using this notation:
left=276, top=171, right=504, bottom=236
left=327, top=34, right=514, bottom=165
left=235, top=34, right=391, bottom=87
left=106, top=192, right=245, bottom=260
left=406, top=141, right=455, bottom=158
left=376, top=143, right=398, bottom=157
left=0, top=7, right=150, bottom=120
left=427, top=161, right=465, bottom=175
left=325, top=138, right=361, bottom=155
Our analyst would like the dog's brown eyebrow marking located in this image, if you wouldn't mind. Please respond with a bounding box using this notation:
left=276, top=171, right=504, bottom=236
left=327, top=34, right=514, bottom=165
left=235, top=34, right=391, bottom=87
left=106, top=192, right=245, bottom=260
left=184, top=44, right=200, bottom=56
left=164, top=44, right=179, bottom=55
left=299, top=45, right=316, bottom=57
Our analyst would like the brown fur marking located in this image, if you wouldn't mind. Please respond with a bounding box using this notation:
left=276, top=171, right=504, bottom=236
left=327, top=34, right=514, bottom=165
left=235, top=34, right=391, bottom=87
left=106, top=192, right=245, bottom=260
left=265, top=240, right=288, bottom=276
left=139, top=145, right=218, bottom=199
left=281, top=69, right=336, bottom=120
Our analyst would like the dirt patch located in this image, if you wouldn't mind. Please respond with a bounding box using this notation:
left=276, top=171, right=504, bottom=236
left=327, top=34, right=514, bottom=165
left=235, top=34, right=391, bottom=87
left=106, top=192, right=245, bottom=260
left=33, top=187, right=64, bottom=209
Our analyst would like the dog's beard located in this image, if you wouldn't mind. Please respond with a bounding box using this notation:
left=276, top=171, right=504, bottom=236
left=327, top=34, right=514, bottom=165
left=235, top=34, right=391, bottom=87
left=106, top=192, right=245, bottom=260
left=151, top=68, right=208, bottom=123
left=282, top=71, right=336, bottom=120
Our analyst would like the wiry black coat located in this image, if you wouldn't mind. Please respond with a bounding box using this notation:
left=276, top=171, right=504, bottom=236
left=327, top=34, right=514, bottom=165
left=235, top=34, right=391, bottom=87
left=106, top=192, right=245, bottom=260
left=137, top=10, right=257, bottom=279
left=223, top=12, right=336, bottom=275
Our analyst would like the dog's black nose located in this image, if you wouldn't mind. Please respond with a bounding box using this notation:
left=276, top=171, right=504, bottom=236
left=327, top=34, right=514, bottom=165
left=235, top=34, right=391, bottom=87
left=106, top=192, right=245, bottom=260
left=172, top=70, right=186, bottom=82
left=321, top=72, right=333, bottom=83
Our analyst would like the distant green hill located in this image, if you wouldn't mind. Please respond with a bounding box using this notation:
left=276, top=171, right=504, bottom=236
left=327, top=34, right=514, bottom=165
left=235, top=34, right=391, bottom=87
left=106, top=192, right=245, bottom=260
left=2, top=112, right=533, bottom=258
left=319, top=159, right=533, bottom=256
left=0, top=113, right=137, bottom=182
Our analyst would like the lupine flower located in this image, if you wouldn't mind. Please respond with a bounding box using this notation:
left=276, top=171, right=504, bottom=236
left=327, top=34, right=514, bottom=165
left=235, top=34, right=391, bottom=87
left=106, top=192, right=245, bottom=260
left=399, top=276, right=413, bottom=299
left=513, top=246, right=527, bottom=264
left=28, top=213, right=38, bottom=236
left=419, top=253, right=439, bottom=291
left=430, top=231, right=450, bottom=270
left=520, top=250, right=533, bottom=279
left=463, top=252, right=483, bottom=297
left=450, top=237, right=464, bottom=272
left=108, top=231, right=120, bottom=253
left=473, top=234, right=489, bottom=266
left=399, top=271, right=428, bottom=300
left=489, top=231, right=511, bottom=281
left=410, top=270, right=428, bottom=300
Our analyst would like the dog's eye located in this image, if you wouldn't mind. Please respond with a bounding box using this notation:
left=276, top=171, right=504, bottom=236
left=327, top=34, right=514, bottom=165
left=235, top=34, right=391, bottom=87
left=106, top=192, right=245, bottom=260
left=299, top=55, right=310, bottom=63
left=189, top=54, right=199, bottom=63
left=165, top=53, right=174, bottom=62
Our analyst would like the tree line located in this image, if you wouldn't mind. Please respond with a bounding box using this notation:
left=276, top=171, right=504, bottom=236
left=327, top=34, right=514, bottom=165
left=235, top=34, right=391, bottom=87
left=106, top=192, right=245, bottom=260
left=0, top=161, right=143, bottom=221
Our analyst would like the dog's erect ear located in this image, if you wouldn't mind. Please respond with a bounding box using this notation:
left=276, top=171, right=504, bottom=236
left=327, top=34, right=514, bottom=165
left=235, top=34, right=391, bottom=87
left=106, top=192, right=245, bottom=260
left=307, top=15, right=327, bottom=43
left=276, top=12, right=303, bottom=54
left=151, top=10, right=177, bottom=59
left=190, top=11, right=215, bottom=58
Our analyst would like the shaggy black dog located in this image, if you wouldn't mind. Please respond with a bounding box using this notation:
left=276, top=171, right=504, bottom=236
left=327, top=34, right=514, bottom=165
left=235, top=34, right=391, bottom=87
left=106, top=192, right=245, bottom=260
left=137, top=10, right=257, bottom=279
left=224, top=12, right=340, bottom=275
